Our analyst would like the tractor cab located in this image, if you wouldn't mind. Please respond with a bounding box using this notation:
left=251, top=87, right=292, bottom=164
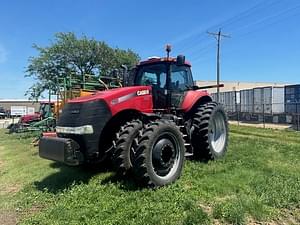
left=134, top=55, right=194, bottom=110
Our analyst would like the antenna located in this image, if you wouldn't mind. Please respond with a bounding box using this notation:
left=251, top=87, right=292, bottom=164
left=165, top=44, right=172, bottom=59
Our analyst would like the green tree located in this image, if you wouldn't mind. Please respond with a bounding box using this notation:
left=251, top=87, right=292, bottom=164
left=26, top=32, right=140, bottom=99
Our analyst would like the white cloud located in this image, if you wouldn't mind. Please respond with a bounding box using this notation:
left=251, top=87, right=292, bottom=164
left=0, top=44, right=8, bottom=63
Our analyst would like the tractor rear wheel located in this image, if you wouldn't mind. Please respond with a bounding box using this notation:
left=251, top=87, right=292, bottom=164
left=191, top=102, right=228, bottom=160
left=133, top=120, right=185, bottom=187
left=112, top=120, right=143, bottom=176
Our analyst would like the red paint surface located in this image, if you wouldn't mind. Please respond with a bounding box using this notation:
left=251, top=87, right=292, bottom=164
left=69, top=86, right=153, bottom=115
left=42, top=132, right=57, bottom=137
left=21, top=113, right=41, bottom=123
left=181, top=90, right=211, bottom=112
left=138, top=57, right=191, bottom=67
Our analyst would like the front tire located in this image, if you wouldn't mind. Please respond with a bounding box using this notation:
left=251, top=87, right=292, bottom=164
left=112, top=120, right=143, bottom=176
left=191, top=102, right=228, bottom=160
left=133, top=120, right=185, bottom=187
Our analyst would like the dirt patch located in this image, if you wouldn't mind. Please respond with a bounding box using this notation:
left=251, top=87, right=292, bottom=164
left=247, top=208, right=300, bottom=225
left=0, top=204, right=44, bottom=225
left=0, top=146, right=5, bottom=170
left=274, top=208, right=300, bottom=225
left=247, top=220, right=282, bottom=225
left=0, top=183, right=21, bottom=195
left=27, top=204, right=43, bottom=215
left=199, top=203, right=213, bottom=215
left=229, top=121, right=291, bottom=130
left=16, top=204, right=44, bottom=223
left=198, top=203, right=225, bottom=225
left=0, top=210, right=17, bottom=225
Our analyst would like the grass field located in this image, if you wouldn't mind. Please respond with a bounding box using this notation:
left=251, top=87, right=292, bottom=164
left=0, top=125, right=299, bottom=225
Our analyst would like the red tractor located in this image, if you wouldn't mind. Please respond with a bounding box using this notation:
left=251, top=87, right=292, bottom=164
left=39, top=51, right=229, bottom=187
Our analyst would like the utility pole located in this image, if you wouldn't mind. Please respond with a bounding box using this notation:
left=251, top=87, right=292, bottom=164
left=207, top=29, right=230, bottom=102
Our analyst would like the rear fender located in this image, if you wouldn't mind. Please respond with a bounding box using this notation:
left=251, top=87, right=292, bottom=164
left=181, top=90, right=212, bottom=113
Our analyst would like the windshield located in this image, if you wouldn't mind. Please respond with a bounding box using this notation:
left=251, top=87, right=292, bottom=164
left=135, top=63, right=193, bottom=90
left=135, top=64, right=167, bottom=88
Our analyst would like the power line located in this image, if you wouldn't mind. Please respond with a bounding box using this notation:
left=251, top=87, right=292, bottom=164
left=193, top=3, right=299, bottom=56
left=208, top=29, right=231, bottom=102
left=187, top=1, right=298, bottom=61
left=229, top=3, right=300, bottom=37
left=219, top=0, right=282, bottom=30
left=215, top=3, right=300, bottom=57
left=188, top=43, right=215, bottom=62
left=153, top=1, right=299, bottom=72
left=174, top=0, right=280, bottom=53
left=152, top=1, right=277, bottom=57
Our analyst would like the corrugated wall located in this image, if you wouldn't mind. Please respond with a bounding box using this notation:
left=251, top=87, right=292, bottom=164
left=0, top=101, right=40, bottom=112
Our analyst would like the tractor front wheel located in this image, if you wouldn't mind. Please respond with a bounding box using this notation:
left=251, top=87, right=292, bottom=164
left=112, top=119, right=143, bottom=176
left=133, top=120, right=185, bottom=187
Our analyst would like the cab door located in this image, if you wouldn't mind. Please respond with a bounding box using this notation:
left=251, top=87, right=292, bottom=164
left=169, top=65, right=194, bottom=108
left=135, top=64, right=168, bottom=109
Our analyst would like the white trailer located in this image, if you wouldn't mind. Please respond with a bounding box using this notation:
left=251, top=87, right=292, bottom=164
left=10, top=106, right=27, bottom=116
left=253, top=87, right=284, bottom=114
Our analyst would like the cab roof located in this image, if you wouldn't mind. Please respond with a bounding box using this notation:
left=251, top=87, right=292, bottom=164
left=137, top=57, right=191, bottom=67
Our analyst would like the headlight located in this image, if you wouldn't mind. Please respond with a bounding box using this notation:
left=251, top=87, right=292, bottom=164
left=56, top=125, right=94, bottom=135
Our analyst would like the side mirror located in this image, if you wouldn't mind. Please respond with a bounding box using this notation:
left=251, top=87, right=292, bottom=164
left=121, top=64, right=128, bottom=86
left=176, top=55, right=185, bottom=66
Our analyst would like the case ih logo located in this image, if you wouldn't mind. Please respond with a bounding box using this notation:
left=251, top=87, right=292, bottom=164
left=137, top=89, right=149, bottom=96
left=111, top=92, right=137, bottom=105
left=111, top=90, right=150, bottom=105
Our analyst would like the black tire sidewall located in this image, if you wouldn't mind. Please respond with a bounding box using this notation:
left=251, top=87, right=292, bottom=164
left=144, top=124, right=185, bottom=187
left=113, top=120, right=143, bottom=173
left=121, top=124, right=142, bottom=168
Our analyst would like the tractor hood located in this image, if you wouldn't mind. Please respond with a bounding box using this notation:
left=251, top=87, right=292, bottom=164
left=68, top=86, right=153, bottom=115
left=69, top=86, right=151, bottom=103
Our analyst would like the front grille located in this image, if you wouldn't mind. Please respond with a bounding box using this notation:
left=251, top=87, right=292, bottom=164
left=57, top=100, right=112, bottom=158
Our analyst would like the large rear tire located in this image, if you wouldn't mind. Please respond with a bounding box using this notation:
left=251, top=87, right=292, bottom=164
left=112, top=120, right=143, bottom=176
left=191, top=102, right=228, bottom=160
left=133, top=120, right=185, bottom=187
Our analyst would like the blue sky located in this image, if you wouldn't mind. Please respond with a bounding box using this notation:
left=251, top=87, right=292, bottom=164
left=0, top=0, right=300, bottom=98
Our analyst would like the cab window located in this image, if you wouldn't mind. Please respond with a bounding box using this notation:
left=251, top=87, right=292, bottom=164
left=170, top=65, right=193, bottom=91
left=136, top=64, right=166, bottom=88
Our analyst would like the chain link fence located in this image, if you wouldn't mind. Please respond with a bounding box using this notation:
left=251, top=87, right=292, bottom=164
left=221, top=102, right=300, bottom=130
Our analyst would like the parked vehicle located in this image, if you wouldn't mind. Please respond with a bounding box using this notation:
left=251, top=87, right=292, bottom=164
left=39, top=48, right=229, bottom=187
left=0, top=107, right=6, bottom=119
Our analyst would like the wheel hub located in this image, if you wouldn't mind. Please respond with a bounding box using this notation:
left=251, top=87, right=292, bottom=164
left=210, top=111, right=227, bottom=153
left=151, top=133, right=180, bottom=177
left=152, top=139, right=175, bottom=168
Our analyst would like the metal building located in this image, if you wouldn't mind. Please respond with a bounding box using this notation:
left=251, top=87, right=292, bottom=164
left=0, top=99, right=41, bottom=113
left=285, top=84, right=300, bottom=114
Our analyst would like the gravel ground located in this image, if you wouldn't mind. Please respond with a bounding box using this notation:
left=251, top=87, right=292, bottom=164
left=229, top=120, right=292, bottom=130
left=0, top=119, right=16, bottom=129
left=0, top=119, right=292, bottom=130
